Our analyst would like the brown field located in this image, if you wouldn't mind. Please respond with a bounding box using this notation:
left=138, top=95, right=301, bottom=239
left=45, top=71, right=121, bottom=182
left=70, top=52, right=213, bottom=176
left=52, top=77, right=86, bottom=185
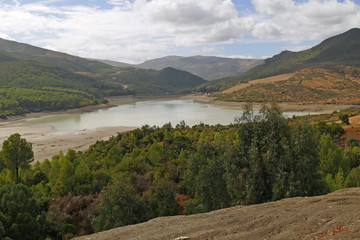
left=218, top=66, right=360, bottom=104
left=221, top=73, right=295, bottom=94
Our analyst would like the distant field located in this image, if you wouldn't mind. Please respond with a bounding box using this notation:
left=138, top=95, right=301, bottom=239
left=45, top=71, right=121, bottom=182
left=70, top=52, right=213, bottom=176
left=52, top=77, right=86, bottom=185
left=221, top=73, right=294, bottom=94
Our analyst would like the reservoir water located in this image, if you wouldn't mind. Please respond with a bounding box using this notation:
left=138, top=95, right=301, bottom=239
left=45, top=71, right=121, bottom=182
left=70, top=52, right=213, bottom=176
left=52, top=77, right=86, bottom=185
left=24, top=98, right=313, bottom=132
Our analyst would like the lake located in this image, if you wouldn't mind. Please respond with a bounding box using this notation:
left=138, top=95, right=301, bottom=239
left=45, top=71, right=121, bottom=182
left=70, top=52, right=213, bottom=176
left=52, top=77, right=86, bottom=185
left=24, top=98, right=313, bottom=132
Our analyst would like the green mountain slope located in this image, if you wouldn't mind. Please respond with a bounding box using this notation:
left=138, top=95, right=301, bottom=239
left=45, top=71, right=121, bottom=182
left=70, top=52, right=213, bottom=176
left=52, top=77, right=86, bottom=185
left=240, top=28, right=360, bottom=81
left=199, top=28, right=360, bottom=92
left=0, top=38, right=112, bottom=73
left=99, top=55, right=263, bottom=80
left=0, top=39, right=206, bottom=96
left=0, top=52, right=108, bottom=117
left=104, top=67, right=206, bottom=94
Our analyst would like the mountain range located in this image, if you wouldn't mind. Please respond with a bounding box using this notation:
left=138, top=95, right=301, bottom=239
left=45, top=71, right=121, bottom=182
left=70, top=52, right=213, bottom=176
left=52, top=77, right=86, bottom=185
left=0, top=39, right=206, bottom=116
left=100, top=55, right=263, bottom=80
left=1, top=28, right=360, bottom=116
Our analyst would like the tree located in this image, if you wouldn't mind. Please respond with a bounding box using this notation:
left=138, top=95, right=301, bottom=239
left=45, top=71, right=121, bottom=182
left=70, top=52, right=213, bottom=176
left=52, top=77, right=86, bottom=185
left=0, top=184, right=47, bottom=240
left=144, top=180, right=178, bottom=218
left=185, top=140, right=230, bottom=212
left=339, top=113, right=350, bottom=125
left=92, top=182, right=146, bottom=232
left=1, top=133, right=34, bottom=183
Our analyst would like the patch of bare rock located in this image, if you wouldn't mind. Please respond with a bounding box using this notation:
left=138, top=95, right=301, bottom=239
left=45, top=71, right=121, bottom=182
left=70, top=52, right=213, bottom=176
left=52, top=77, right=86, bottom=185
left=74, top=188, right=360, bottom=240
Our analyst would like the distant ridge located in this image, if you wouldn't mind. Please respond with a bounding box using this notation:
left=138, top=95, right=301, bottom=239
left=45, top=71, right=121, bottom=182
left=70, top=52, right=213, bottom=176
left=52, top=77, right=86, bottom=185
left=99, top=55, right=263, bottom=80
left=199, top=28, right=360, bottom=92
left=229, top=28, right=360, bottom=82
left=0, top=38, right=112, bottom=73
left=0, top=38, right=207, bottom=116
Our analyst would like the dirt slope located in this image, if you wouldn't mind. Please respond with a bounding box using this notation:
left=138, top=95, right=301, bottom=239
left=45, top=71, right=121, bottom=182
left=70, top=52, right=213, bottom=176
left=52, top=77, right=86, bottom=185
left=74, top=188, right=360, bottom=240
left=217, top=66, right=360, bottom=104
left=221, top=73, right=294, bottom=94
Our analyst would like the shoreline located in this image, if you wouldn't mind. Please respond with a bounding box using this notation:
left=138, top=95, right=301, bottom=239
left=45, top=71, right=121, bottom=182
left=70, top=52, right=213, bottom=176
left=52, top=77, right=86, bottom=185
left=0, top=123, right=136, bottom=163
left=1, top=94, right=359, bottom=163
left=182, top=94, right=360, bottom=113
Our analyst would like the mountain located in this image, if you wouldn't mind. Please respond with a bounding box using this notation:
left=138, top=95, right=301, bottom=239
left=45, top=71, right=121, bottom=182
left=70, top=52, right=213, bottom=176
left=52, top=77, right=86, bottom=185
left=102, top=67, right=206, bottom=95
left=74, top=188, right=360, bottom=240
left=137, top=55, right=263, bottom=80
left=200, top=28, right=360, bottom=94
left=0, top=51, right=109, bottom=117
left=94, top=59, right=134, bottom=68
left=237, top=28, right=360, bottom=82
left=214, top=65, right=360, bottom=104
left=0, top=38, right=112, bottom=73
left=100, top=55, right=263, bottom=80
left=0, top=39, right=205, bottom=102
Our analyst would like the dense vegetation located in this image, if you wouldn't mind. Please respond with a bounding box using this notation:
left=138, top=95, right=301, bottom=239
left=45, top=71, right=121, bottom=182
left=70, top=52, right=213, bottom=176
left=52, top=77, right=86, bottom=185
left=101, top=67, right=206, bottom=95
left=0, top=104, right=359, bottom=239
left=197, top=28, right=360, bottom=93
left=0, top=53, right=109, bottom=117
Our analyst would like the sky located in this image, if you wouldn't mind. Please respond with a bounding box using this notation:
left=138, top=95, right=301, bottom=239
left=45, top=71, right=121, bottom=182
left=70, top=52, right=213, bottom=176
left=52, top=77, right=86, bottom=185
left=0, top=0, right=359, bottom=64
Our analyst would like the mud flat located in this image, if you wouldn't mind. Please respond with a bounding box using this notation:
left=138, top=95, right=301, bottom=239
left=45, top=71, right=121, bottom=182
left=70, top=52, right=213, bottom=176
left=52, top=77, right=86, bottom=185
left=0, top=121, right=135, bottom=163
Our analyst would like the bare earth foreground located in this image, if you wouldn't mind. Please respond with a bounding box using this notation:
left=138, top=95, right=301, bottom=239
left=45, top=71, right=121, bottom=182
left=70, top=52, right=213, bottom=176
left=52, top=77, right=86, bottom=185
left=75, top=188, right=360, bottom=240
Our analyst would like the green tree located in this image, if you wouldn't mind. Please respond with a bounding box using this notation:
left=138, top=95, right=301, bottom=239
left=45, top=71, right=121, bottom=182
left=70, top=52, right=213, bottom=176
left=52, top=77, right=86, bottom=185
left=185, top=139, right=230, bottom=212
left=0, top=184, right=47, bottom=240
left=92, top=182, right=145, bottom=232
left=144, top=180, right=178, bottom=218
left=345, top=166, right=360, bottom=187
left=1, top=133, right=34, bottom=183
left=339, top=113, right=350, bottom=125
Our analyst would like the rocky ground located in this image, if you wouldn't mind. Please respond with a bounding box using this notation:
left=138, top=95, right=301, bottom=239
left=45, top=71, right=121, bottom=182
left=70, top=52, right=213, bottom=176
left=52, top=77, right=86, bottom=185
left=74, top=188, right=360, bottom=240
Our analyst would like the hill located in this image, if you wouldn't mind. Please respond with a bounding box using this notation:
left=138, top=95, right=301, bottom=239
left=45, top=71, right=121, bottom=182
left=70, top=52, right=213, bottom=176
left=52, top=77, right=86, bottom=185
left=74, top=188, right=360, bottom=240
left=0, top=39, right=207, bottom=116
left=101, top=55, right=263, bottom=80
left=199, top=28, right=360, bottom=92
left=101, top=67, right=206, bottom=95
left=0, top=51, right=111, bottom=116
left=0, top=38, right=111, bottom=73
left=215, top=65, right=360, bottom=104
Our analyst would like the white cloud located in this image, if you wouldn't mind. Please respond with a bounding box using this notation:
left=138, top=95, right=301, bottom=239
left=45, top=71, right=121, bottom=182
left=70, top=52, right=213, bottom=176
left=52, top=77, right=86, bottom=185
left=0, top=0, right=359, bottom=63
left=250, top=0, right=360, bottom=42
left=219, top=54, right=256, bottom=59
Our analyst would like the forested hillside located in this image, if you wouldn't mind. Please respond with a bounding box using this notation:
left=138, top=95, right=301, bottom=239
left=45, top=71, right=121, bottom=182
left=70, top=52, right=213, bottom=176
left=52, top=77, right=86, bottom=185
left=1, top=104, right=359, bottom=239
left=102, top=67, right=206, bottom=95
left=0, top=41, right=206, bottom=117
left=0, top=51, right=110, bottom=117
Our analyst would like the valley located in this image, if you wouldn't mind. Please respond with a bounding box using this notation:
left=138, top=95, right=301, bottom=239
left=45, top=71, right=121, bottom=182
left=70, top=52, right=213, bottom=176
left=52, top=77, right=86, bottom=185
left=1, top=24, right=360, bottom=240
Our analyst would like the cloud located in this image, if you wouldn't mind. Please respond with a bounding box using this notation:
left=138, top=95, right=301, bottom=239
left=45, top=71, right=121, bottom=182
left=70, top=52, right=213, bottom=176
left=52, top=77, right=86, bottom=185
left=0, top=0, right=359, bottom=63
left=250, top=0, right=360, bottom=42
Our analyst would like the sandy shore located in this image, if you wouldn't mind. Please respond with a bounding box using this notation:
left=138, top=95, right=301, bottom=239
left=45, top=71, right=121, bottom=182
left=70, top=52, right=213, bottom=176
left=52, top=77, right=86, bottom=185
left=0, top=97, right=139, bottom=163
left=0, top=120, right=136, bottom=163
left=182, top=94, right=360, bottom=113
